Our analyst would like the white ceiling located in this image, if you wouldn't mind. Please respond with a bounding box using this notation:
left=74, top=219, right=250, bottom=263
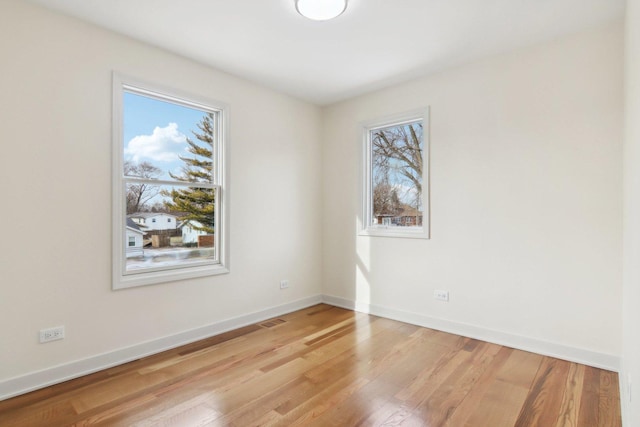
left=27, top=0, right=624, bottom=105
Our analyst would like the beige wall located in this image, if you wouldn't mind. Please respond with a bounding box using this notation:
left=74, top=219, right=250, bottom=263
left=0, top=0, right=628, bottom=411
left=322, top=23, right=623, bottom=357
left=0, top=0, right=323, bottom=382
left=623, top=0, right=640, bottom=423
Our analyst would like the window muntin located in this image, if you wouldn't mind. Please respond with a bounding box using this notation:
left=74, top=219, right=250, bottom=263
left=113, top=74, right=228, bottom=289
left=361, top=110, right=430, bottom=239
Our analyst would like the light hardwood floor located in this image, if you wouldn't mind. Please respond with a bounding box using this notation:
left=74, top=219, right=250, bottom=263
left=0, top=304, right=621, bottom=426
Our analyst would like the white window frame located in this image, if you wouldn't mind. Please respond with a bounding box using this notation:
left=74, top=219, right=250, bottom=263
left=360, top=108, right=430, bottom=239
left=112, top=73, right=230, bottom=290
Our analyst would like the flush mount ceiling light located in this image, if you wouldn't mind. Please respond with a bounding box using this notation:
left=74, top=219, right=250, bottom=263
left=295, top=0, right=347, bottom=21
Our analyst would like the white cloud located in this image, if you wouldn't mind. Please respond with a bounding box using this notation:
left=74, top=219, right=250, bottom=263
left=124, top=123, right=187, bottom=162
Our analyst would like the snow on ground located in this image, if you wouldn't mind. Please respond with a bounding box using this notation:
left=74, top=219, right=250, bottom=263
left=126, top=247, right=215, bottom=270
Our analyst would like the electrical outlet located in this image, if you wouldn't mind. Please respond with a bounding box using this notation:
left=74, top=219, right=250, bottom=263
left=434, top=290, right=449, bottom=302
left=39, top=326, right=65, bottom=343
left=280, top=280, right=290, bottom=289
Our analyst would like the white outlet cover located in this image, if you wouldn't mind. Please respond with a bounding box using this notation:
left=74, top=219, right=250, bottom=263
left=39, top=326, right=65, bottom=343
left=434, top=290, right=449, bottom=301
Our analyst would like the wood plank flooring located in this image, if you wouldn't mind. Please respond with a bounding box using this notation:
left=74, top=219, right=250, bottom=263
left=0, top=304, right=622, bottom=426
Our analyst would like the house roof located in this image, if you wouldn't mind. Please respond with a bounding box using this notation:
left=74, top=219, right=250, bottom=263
left=376, top=204, right=423, bottom=218
left=128, top=212, right=180, bottom=219
left=398, top=206, right=422, bottom=217
left=126, top=218, right=146, bottom=235
left=177, top=219, right=204, bottom=229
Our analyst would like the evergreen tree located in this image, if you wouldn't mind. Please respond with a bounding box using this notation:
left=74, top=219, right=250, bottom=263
left=163, top=113, right=216, bottom=233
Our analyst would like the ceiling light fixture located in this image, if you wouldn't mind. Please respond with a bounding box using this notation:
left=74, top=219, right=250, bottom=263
left=295, top=0, right=347, bottom=21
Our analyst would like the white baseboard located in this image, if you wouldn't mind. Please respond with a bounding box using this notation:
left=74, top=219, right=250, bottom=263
left=1, top=293, right=620, bottom=402
left=0, top=295, right=323, bottom=401
left=322, top=294, right=620, bottom=372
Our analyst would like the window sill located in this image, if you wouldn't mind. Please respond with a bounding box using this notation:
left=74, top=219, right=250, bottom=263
left=359, top=227, right=430, bottom=239
left=113, top=263, right=230, bottom=290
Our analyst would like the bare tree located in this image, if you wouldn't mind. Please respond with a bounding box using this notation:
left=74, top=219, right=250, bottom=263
left=373, top=178, right=402, bottom=216
left=371, top=122, right=423, bottom=215
left=124, top=161, right=162, bottom=214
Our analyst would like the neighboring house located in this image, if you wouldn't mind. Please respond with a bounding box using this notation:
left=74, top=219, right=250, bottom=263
left=128, top=212, right=179, bottom=231
left=396, top=206, right=423, bottom=226
left=125, top=218, right=146, bottom=256
left=375, top=206, right=423, bottom=227
left=179, top=219, right=209, bottom=244
left=374, top=214, right=394, bottom=226
left=128, top=214, right=148, bottom=229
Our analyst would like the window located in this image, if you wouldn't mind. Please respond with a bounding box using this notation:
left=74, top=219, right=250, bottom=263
left=128, top=236, right=136, bottom=247
left=112, top=74, right=229, bottom=289
left=361, top=109, right=430, bottom=239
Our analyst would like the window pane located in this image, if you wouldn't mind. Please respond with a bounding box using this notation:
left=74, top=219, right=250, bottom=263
left=123, top=91, right=215, bottom=183
left=125, top=184, right=217, bottom=274
left=370, top=121, right=424, bottom=228
left=114, top=75, right=228, bottom=289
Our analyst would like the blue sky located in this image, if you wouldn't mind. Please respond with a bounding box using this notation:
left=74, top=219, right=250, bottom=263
left=123, top=91, right=208, bottom=181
